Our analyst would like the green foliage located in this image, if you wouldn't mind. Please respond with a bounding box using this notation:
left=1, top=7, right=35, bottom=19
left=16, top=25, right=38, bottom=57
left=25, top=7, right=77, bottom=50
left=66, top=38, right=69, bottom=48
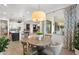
left=36, top=32, right=43, bottom=35
left=73, top=23, right=79, bottom=50
left=0, top=36, right=9, bottom=52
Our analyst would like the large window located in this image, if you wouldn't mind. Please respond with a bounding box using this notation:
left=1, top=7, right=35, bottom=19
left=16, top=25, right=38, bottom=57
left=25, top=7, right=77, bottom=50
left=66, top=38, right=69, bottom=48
left=0, top=20, right=8, bottom=36
left=46, top=20, right=52, bottom=33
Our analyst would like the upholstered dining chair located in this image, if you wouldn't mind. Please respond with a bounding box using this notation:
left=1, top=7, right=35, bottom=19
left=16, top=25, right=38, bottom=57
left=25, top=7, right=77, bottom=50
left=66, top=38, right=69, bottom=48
left=42, top=35, right=63, bottom=55
left=42, top=42, right=63, bottom=55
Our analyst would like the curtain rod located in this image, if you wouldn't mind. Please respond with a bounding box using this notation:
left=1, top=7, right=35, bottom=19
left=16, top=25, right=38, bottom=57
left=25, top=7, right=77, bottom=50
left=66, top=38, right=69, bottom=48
left=46, top=4, right=76, bottom=15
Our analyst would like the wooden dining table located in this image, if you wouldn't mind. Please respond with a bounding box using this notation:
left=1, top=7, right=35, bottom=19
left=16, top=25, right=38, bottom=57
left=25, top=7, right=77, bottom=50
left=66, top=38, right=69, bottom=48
left=28, top=35, right=51, bottom=54
left=21, top=35, right=51, bottom=54
left=27, top=35, right=51, bottom=46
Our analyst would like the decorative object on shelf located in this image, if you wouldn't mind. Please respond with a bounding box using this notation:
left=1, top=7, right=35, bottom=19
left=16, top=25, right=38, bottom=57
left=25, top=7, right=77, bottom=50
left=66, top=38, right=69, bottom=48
left=0, top=36, right=10, bottom=54
left=36, top=32, right=43, bottom=40
left=73, top=22, right=79, bottom=55
left=17, top=17, right=23, bottom=23
left=17, top=19, right=22, bottom=23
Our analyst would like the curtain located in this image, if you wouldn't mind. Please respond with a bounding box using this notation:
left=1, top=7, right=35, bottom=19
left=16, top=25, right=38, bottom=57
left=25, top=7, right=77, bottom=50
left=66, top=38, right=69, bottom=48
left=64, top=5, right=77, bottom=50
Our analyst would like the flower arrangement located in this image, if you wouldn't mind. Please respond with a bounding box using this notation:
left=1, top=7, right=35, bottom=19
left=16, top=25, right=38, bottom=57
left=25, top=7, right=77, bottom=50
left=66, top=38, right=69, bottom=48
left=36, top=32, right=43, bottom=40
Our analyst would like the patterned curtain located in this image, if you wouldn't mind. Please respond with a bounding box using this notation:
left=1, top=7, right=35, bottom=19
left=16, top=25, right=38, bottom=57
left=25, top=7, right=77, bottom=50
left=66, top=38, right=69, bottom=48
left=64, top=5, right=77, bottom=50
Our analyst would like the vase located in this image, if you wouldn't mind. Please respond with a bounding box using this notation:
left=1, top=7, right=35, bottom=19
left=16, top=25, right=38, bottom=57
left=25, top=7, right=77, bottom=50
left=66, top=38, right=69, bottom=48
left=75, top=48, right=79, bottom=55
left=37, top=35, right=43, bottom=40
left=0, top=52, right=5, bottom=55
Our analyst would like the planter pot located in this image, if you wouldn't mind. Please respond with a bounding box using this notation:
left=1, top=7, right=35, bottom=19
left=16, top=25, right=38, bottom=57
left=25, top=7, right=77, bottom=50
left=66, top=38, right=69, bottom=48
left=0, top=52, right=5, bottom=55
left=50, top=42, right=63, bottom=55
left=37, top=35, right=43, bottom=40
left=75, top=48, right=79, bottom=55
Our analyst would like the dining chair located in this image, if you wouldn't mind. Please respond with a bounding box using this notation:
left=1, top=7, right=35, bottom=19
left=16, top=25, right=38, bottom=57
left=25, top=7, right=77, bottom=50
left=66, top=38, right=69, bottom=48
left=21, top=41, right=28, bottom=55
left=41, top=34, right=63, bottom=55
left=21, top=41, right=38, bottom=55
left=42, top=42, right=63, bottom=55
left=21, top=35, right=38, bottom=55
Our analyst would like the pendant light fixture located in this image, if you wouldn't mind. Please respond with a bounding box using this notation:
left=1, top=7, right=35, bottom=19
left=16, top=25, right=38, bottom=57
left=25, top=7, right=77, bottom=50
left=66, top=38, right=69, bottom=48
left=32, top=4, right=46, bottom=22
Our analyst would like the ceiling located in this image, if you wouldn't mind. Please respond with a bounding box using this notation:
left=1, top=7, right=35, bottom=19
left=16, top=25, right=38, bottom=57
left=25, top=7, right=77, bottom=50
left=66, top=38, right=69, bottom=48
left=0, top=4, right=71, bottom=21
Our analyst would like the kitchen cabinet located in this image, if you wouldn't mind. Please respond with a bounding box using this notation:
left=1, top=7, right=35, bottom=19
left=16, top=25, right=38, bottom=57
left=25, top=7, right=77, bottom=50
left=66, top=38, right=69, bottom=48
left=11, top=33, right=19, bottom=41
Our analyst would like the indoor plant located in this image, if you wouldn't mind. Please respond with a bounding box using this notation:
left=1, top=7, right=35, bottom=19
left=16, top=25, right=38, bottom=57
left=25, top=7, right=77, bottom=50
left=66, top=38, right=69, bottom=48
left=73, top=22, right=79, bottom=55
left=36, top=32, right=43, bottom=40
left=0, top=36, right=9, bottom=54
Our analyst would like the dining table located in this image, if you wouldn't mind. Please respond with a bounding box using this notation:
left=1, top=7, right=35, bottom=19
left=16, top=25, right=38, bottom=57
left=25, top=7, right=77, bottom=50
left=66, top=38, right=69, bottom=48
left=21, top=35, right=51, bottom=54
left=28, top=35, right=51, bottom=54
left=27, top=35, right=51, bottom=46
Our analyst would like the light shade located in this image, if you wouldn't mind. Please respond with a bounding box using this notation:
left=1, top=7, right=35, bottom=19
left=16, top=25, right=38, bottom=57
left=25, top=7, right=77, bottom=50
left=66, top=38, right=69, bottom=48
left=58, top=22, right=64, bottom=26
left=32, top=11, right=46, bottom=22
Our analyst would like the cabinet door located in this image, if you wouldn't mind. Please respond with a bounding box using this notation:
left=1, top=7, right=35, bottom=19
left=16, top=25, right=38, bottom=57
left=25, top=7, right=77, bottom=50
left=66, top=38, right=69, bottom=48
left=12, top=33, right=19, bottom=41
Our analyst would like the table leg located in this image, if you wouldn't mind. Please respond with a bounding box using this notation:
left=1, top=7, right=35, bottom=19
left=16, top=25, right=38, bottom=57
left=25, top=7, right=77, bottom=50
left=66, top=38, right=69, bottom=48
left=26, top=42, right=29, bottom=52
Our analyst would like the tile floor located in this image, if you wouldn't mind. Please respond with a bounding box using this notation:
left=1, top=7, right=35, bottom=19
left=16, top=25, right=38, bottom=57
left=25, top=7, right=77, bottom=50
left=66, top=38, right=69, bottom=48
left=4, top=41, right=75, bottom=55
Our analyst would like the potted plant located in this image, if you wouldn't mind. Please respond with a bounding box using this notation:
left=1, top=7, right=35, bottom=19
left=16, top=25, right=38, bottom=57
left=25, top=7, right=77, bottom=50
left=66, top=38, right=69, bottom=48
left=36, top=32, right=43, bottom=40
left=0, top=36, right=9, bottom=54
left=73, top=22, right=79, bottom=55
